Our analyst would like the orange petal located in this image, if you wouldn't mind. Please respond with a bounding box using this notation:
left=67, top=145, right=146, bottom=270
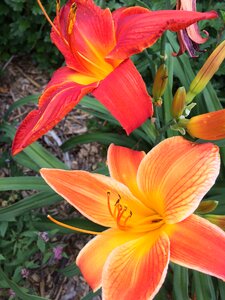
left=12, top=68, right=97, bottom=155
left=93, top=59, right=153, bottom=134
left=108, top=9, right=217, bottom=60
left=76, top=228, right=136, bottom=291
left=107, top=144, right=145, bottom=196
left=102, top=232, right=169, bottom=300
left=187, top=109, right=225, bottom=140
left=169, top=214, right=225, bottom=280
left=40, top=169, right=148, bottom=228
left=137, top=137, right=220, bottom=223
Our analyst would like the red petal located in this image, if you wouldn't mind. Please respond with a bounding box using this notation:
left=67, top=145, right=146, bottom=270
left=108, top=9, right=217, bottom=60
left=51, top=0, right=117, bottom=77
left=169, top=214, right=225, bottom=280
left=102, top=232, right=169, bottom=300
left=12, top=68, right=97, bottom=155
left=93, top=59, right=153, bottom=134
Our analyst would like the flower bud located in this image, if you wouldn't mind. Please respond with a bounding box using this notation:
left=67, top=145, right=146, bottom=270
left=186, top=40, right=225, bottom=103
left=195, top=200, right=218, bottom=214
left=171, top=87, right=186, bottom=118
left=204, top=214, right=225, bottom=231
left=152, top=64, right=168, bottom=103
left=186, top=109, right=225, bottom=140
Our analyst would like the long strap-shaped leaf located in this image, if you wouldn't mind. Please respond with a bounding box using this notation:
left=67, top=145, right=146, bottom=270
left=0, top=123, right=68, bottom=170
left=0, top=267, right=47, bottom=300
left=0, top=191, right=62, bottom=221
left=0, top=177, right=49, bottom=191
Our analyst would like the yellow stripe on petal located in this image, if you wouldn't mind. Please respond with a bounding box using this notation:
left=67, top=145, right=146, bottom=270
left=76, top=228, right=134, bottom=291
left=102, top=232, right=169, bottom=300
left=186, top=40, right=225, bottom=103
left=137, top=137, right=220, bottom=223
left=68, top=72, right=99, bottom=84
left=187, top=109, right=225, bottom=140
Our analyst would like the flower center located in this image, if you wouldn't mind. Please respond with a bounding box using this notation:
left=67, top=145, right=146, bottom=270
left=107, top=192, right=132, bottom=230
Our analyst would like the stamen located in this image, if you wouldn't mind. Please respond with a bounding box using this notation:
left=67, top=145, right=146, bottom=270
left=68, top=3, right=77, bottom=35
left=56, top=0, right=61, bottom=14
left=47, top=215, right=102, bottom=235
left=107, top=192, right=132, bottom=230
left=37, top=0, right=60, bottom=35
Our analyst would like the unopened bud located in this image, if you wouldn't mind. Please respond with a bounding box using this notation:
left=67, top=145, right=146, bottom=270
left=152, top=64, right=168, bottom=102
left=186, top=40, right=225, bottom=103
left=195, top=200, right=218, bottom=214
left=171, top=87, right=186, bottom=118
left=204, top=214, right=225, bottom=231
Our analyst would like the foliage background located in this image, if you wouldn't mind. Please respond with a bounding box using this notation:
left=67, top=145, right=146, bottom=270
left=1, top=0, right=225, bottom=299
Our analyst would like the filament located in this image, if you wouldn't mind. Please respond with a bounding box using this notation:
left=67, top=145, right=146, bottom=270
left=47, top=215, right=102, bottom=235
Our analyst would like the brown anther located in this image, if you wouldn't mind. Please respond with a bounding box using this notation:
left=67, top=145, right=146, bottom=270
left=68, top=3, right=77, bottom=35
left=56, top=0, right=61, bottom=13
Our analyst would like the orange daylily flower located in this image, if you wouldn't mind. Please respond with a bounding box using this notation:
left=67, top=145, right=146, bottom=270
left=186, top=109, right=225, bottom=140
left=41, top=137, right=225, bottom=300
left=11, top=0, right=217, bottom=155
left=175, top=0, right=212, bottom=57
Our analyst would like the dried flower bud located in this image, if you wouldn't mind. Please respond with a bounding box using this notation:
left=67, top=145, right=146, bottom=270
left=171, top=87, right=186, bottom=118
left=152, top=64, right=168, bottom=103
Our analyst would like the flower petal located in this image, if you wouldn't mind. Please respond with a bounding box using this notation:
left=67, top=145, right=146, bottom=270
left=40, top=169, right=149, bottom=228
left=169, top=214, right=225, bottom=280
left=102, top=232, right=169, bottom=300
left=178, top=0, right=209, bottom=44
left=107, top=144, right=145, bottom=196
left=108, top=9, right=217, bottom=60
left=76, top=228, right=136, bottom=291
left=137, top=136, right=220, bottom=223
left=70, top=0, right=116, bottom=68
left=93, top=59, right=153, bottom=134
left=187, top=109, right=225, bottom=140
left=12, top=68, right=97, bottom=155
left=51, top=0, right=118, bottom=77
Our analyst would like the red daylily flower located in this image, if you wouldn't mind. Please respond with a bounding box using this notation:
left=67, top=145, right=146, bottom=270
left=41, top=137, right=225, bottom=300
left=12, top=0, right=217, bottom=155
left=174, top=0, right=213, bottom=57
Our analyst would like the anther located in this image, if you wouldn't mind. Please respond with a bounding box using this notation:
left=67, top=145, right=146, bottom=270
left=68, top=3, right=77, bottom=35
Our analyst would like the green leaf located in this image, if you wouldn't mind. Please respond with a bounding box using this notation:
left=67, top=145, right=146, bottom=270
left=0, top=122, right=68, bottom=170
left=192, top=271, right=216, bottom=300
left=0, top=267, right=47, bottom=300
left=61, top=132, right=140, bottom=152
left=37, top=238, right=46, bottom=253
left=81, top=289, right=101, bottom=300
left=172, top=264, right=189, bottom=300
left=58, top=263, right=80, bottom=277
left=0, top=177, right=50, bottom=191
left=0, top=191, right=62, bottom=221
left=4, top=94, right=39, bottom=121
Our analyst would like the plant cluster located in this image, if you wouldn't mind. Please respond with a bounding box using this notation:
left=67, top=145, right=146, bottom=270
left=1, top=0, right=225, bottom=299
